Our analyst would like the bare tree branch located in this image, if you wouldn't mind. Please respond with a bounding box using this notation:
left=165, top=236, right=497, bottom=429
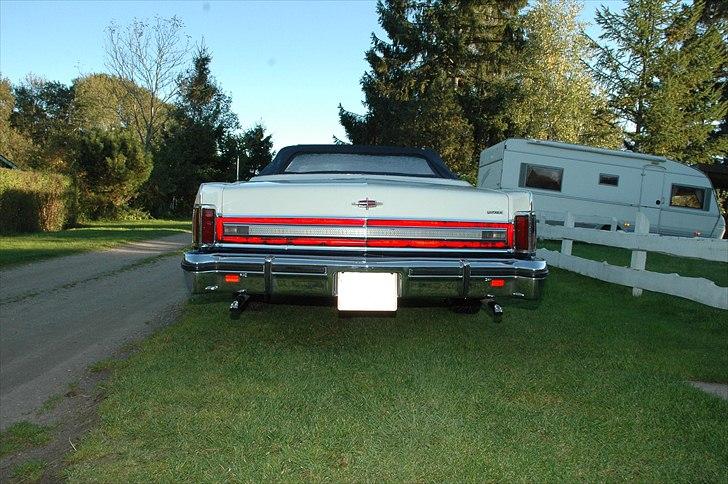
left=104, top=16, right=190, bottom=151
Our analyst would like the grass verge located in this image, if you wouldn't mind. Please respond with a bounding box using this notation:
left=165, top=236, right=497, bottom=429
left=36, top=394, right=63, bottom=416
left=540, top=239, right=728, bottom=287
left=65, top=269, right=727, bottom=481
left=11, top=459, right=46, bottom=482
left=0, top=423, right=52, bottom=458
left=88, top=357, right=127, bottom=374
left=0, top=220, right=190, bottom=268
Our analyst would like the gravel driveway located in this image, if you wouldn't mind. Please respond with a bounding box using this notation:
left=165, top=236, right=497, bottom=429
left=0, top=233, right=190, bottom=429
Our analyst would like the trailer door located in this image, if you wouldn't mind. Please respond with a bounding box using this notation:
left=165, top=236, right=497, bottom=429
left=639, top=165, right=665, bottom=231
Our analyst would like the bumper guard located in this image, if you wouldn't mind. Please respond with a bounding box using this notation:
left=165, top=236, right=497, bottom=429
left=181, top=251, right=547, bottom=301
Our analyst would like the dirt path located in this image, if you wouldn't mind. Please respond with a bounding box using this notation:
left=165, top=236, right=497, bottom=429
left=0, top=233, right=190, bottom=430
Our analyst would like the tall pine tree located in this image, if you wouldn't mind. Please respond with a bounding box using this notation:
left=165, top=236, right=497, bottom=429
left=507, top=0, right=621, bottom=148
left=221, top=124, right=276, bottom=181
left=339, top=0, right=525, bottom=180
left=593, top=0, right=727, bottom=164
left=145, top=45, right=239, bottom=216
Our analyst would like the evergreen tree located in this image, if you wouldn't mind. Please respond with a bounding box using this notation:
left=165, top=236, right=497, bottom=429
left=339, top=0, right=525, bottom=180
left=239, top=124, right=275, bottom=180
left=507, top=0, right=621, bottom=148
left=220, top=124, right=275, bottom=182
left=691, top=0, right=727, bottom=163
left=593, top=0, right=727, bottom=163
left=75, top=128, right=152, bottom=218
left=145, top=45, right=239, bottom=216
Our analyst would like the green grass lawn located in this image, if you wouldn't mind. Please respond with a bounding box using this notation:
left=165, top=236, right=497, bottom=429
left=11, top=459, right=46, bottom=481
left=0, top=422, right=52, bottom=458
left=66, top=269, right=728, bottom=482
left=540, top=239, right=728, bottom=287
left=0, top=220, right=191, bottom=268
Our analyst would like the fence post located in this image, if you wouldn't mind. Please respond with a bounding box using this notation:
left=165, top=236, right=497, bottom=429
left=629, top=212, right=650, bottom=296
left=561, top=212, right=574, bottom=256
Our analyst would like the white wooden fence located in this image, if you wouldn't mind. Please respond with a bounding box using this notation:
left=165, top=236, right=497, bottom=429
left=536, top=212, right=728, bottom=310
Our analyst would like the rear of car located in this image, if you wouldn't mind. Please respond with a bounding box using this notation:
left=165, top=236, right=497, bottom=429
left=181, top=145, right=547, bottom=311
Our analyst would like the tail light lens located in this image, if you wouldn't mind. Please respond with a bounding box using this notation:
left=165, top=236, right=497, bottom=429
left=201, top=208, right=216, bottom=245
left=214, top=217, right=514, bottom=249
left=514, top=213, right=536, bottom=253
left=193, top=206, right=216, bottom=247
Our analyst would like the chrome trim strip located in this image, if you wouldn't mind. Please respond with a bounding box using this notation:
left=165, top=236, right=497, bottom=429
left=407, top=274, right=462, bottom=279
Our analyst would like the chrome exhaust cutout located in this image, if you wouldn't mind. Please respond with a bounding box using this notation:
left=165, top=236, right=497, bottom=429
left=229, top=291, right=250, bottom=319
left=486, top=300, right=503, bottom=323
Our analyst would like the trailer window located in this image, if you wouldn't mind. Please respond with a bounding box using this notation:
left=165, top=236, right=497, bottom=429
left=670, top=184, right=706, bottom=210
left=599, top=174, right=619, bottom=186
left=520, top=164, right=563, bottom=191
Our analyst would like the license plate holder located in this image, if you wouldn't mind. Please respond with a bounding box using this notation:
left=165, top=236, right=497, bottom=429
left=336, top=272, right=398, bottom=311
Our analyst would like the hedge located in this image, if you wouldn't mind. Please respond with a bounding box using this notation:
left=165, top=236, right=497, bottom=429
left=0, top=168, right=73, bottom=233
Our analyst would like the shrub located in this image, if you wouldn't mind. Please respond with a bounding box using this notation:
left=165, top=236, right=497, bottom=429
left=0, top=168, right=72, bottom=233
left=113, top=206, right=151, bottom=221
left=75, top=128, right=152, bottom=219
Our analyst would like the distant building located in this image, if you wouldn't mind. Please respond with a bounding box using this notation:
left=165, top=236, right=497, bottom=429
left=1, top=154, right=19, bottom=169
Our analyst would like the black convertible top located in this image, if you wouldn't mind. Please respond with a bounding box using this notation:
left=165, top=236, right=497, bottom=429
left=258, top=144, right=458, bottom=179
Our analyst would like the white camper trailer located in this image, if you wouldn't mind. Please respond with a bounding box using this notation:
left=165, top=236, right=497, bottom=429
left=478, top=139, right=726, bottom=238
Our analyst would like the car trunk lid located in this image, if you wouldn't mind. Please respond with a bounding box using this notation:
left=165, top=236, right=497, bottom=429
left=209, top=177, right=514, bottom=250
left=219, top=176, right=510, bottom=222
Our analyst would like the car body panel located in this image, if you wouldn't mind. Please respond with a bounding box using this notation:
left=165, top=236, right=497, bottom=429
left=183, top=145, right=547, bottom=307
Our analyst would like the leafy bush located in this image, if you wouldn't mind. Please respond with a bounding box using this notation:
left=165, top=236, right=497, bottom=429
left=113, top=206, right=152, bottom=221
left=75, top=128, right=152, bottom=219
left=0, top=168, right=72, bottom=233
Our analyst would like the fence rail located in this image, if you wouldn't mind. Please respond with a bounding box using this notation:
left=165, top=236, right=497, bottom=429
left=537, top=212, right=728, bottom=310
left=538, top=224, right=728, bottom=262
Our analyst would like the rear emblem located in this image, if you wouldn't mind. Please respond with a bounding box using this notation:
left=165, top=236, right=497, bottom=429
left=352, top=198, right=382, bottom=210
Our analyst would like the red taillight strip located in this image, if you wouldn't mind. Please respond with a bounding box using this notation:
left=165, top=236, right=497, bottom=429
left=216, top=216, right=514, bottom=248
left=219, top=236, right=366, bottom=247
left=366, top=239, right=508, bottom=249
left=228, top=224, right=505, bottom=240
left=219, top=235, right=508, bottom=249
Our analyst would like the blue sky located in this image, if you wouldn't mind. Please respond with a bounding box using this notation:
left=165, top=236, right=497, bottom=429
left=0, top=1, right=621, bottom=150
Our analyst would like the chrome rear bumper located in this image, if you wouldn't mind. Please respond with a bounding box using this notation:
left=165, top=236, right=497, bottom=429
left=181, top=251, right=547, bottom=301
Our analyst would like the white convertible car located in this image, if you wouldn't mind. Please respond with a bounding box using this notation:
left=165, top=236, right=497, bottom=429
left=182, top=145, right=547, bottom=319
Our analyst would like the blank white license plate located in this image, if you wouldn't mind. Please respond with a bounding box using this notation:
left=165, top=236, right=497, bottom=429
left=337, top=272, right=398, bottom=311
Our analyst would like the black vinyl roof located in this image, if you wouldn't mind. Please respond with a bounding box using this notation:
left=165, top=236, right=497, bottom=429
left=258, top=144, right=458, bottom=179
